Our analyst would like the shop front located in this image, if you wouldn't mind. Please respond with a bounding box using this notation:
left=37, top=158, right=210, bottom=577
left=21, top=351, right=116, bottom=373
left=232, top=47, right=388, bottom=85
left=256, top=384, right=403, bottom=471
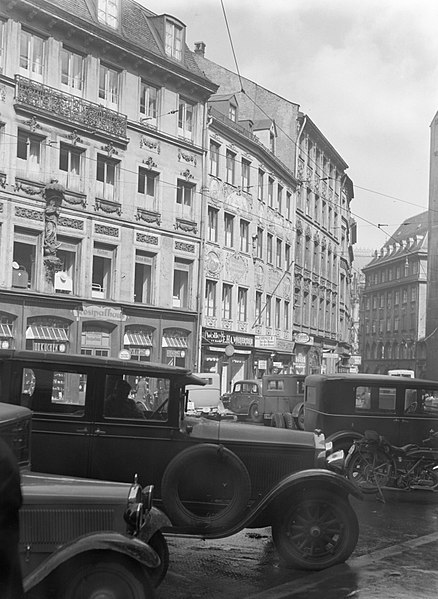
left=201, top=328, right=254, bottom=394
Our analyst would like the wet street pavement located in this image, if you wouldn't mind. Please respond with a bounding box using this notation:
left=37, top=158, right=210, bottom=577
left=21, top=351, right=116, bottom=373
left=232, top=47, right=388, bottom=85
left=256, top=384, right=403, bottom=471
left=156, top=492, right=438, bottom=598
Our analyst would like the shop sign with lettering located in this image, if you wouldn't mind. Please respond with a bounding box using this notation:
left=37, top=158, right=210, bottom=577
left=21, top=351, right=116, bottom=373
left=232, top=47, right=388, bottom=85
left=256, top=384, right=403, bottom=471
left=255, top=335, right=276, bottom=348
left=74, top=304, right=126, bottom=321
left=33, top=342, right=67, bottom=353
left=294, top=333, right=314, bottom=345
left=203, top=329, right=254, bottom=347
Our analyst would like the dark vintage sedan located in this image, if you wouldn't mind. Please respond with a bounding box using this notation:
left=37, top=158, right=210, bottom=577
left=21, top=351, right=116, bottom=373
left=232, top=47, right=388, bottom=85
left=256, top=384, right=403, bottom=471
left=0, top=401, right=169, bottom=599
left=0, top=350, right=361, bottom=570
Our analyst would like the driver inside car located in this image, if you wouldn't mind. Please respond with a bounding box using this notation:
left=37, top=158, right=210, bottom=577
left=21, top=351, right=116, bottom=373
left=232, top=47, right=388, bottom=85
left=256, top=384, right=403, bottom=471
left=104, top=379, right=145, bottom=419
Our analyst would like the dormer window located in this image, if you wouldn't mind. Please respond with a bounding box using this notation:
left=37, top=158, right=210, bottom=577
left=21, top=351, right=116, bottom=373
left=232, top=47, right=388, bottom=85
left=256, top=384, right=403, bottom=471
left=229, top=104, right=237, bottom=122
left=98, top=0, right=119, bottom=29
left=165, top=20, right=183, bottom=60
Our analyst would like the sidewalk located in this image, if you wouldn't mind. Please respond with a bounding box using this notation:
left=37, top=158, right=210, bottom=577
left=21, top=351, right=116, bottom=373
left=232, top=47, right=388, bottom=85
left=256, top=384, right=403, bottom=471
left=247, top=531, right=438, bottom=599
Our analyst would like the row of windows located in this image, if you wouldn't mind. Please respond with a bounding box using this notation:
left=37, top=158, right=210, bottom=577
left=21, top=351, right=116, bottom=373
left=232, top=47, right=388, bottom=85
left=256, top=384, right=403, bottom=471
left=0, top=22, right=195, bottom=139
left=11, top=129, right=196, bottom=213
left=365, top=260, right=420, bottom=286
left=364, top=287, right=418, bottom=310
left=12, top=231, right=194, bottom=309
left=363, top=314, right=417, bottom=334
left=205, top=280, right=291, bottom=329
left=209, top=142, right=293, bottom=216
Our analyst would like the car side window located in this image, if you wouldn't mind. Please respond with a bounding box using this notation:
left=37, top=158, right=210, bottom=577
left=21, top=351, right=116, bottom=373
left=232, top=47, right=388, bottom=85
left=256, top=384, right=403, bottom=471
left=22, top=367, right=86, bottom=416
left=355, top=386, right=371, bottom=410
left=377, top=387, right=396, bottom=412
left=103, top=373, right=170, bottom=422
left=405, top=387, right=438, bottom=416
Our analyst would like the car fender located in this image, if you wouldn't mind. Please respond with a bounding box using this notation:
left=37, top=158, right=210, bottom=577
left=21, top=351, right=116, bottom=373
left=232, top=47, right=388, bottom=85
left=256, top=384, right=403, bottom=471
left=23, top=531, right=160, bottom=593
left=174, top=469, right=363, bottom=541
left=326, top=430, right=364, bottom=449
left=139, top=506, right=172, bottom=542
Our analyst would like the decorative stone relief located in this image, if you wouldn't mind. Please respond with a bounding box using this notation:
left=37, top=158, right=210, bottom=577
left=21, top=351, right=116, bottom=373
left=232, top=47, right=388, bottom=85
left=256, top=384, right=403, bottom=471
left=63, top=193, right=87, bottom=208
left=59, top=217, right=84, bottom=230
left=226, top=252, right=248, bottom=284
left=142, top=156, right=157, bottom=169
left=175, top=218, right=197, bottom=234
left=15, top=206, right=44, bottom=220
left=140, top=136, right=160, bottom=153
left=283, top=275, right=292, bottom=299
left=94, top=224, right=119, bottom=237
left=178, top=149, right=197, bottom=167
left=205, top=250, right=222, bottom=276
left=94, top=198, right=122, bottom=216
left=136, top=232, right=158, bottom=245
left=15, top=180, right=44, bottom=196
left=0, top=85, right=6, bottom=102
left=175, top=241, right=195, bottom=253
left=135, top=208, right=161, bottom=225
left=255, top=263, right=264, bottom=289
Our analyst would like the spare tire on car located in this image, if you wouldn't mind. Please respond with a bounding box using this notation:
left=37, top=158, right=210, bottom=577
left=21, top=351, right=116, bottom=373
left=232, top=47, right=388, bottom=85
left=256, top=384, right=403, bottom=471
left=161, top=444, right=251, bottom=530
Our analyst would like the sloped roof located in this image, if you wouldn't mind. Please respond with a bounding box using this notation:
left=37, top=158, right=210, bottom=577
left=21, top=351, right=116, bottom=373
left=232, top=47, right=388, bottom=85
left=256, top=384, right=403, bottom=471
left=22, top=0, right=211, bottom=82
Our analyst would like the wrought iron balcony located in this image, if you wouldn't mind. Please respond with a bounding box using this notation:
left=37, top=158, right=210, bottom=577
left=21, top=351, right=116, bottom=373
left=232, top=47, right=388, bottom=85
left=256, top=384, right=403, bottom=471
left=15, top=76, right=127, bottom=139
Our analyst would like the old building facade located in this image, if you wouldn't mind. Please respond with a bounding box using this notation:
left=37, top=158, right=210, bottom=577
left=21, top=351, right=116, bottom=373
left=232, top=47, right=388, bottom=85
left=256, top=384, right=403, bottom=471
left=361, top=213, right=428, bottom=376
left=193, top=45, right=356, bottom=386
left=0, top=0, right=216, bottom=366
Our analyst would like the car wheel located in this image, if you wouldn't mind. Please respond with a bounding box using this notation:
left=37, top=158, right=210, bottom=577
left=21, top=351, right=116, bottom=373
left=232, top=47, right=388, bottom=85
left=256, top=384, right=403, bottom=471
left=271, top=413, right=285, bottom=428
left=295, top=406, right=305, bottom=430
left=147, top=531, right=169, bottom=587
left=346, top=449, right=392, bottom=493
left=272, top=492, right=359, bottom=570
left=161, top=443, right=251, bottom=530
left=248, top=402, right=263, bottom=423
left=284, top=412, right=295, bottom=429
left=58, top=553, right=153, bottom=599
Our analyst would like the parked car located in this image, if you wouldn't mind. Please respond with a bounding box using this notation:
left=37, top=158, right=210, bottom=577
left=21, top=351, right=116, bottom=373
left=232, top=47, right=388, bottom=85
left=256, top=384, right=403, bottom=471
left=0, top=349, right=362, bottom=570
left=226, top=379, right=264, bottom=422
left=185, top=372, right=222, bottom=415
left=0, top=401, right=170, bottom=599
left=261, top=374, right=306, bottom=429
left=304, top=373, right=438, bottom=453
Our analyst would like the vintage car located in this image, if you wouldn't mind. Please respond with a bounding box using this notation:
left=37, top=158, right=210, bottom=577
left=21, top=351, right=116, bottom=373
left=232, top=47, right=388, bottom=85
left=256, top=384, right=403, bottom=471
left=304, top=373, right=438, bottom=453
left=0, top=349, right=362, bottom=570
left=0, top=401, right=170, bottom=599
left=226, top=379, right=264, bottom=422
left=261, top=373, right=306, bottom=429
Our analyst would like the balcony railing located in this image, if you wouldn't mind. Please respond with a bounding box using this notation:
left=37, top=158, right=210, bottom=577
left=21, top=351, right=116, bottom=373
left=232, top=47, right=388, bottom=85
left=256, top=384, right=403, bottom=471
left=15, top=76, right=127, bottom=139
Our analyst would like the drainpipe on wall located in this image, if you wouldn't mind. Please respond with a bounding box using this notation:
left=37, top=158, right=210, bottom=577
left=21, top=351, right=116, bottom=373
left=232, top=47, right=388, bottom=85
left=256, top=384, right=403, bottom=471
left=194, top=102, right=210, bottom=372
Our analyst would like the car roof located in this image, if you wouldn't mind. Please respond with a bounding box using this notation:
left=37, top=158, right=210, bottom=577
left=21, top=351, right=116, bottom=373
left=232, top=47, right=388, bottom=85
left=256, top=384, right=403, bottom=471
left=0, top=349, right=205, bottom=385
left=305, top=373, right=438, bottom=386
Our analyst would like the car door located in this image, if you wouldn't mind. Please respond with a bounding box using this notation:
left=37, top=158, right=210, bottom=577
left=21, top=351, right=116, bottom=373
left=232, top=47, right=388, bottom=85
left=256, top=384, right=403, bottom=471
left=20, top=362, right=95, bottom=477
left=87, top=370, right=185, bottom=488
left=350, top=383, right=400, bottom=443
left=397, top=384, right=438, bottom=445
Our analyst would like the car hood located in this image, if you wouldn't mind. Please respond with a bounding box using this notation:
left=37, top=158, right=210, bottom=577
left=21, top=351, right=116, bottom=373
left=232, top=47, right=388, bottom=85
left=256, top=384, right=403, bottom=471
left=183, top=416, right=319, bottom=448
left=21, top=471, right=133, bottom=503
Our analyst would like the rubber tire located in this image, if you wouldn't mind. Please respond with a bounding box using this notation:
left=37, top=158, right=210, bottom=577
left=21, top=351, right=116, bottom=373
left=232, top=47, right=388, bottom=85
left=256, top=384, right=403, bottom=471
left=346, top=448, right=392, bottom=493
left=284, top=412, right=295, bottom=430
left=57, top=552, right=153, bottom=599
left=248, top=402, right=263, bottom=423
left=147, top=531, right=169, bottom=588
left=271, top=412, right=285, bottom=428
left=295, top=406, right=305, bottom=430
left=272, top=492, right=359, bottom=570
left=161, top=444, right=251, bottom=530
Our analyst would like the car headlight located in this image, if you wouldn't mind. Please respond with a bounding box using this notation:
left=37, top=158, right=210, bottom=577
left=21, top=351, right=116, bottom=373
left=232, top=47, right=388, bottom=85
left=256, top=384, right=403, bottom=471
left=124, top=475, right=154, bottom=535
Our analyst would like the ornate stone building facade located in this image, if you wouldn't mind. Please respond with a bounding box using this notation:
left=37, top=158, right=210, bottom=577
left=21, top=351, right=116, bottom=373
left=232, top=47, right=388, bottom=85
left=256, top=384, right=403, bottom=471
left=0, top=0, right=216, bottom=365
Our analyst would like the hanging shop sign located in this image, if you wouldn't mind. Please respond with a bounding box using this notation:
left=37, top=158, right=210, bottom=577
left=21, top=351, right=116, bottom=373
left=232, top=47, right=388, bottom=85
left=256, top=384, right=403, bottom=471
left=294, top=333, right=314, bottom=345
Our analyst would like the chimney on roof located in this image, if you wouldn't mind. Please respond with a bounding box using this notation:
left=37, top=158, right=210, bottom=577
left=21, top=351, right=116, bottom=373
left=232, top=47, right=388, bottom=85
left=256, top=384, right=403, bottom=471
left=194, top=41, right=206, bottom=56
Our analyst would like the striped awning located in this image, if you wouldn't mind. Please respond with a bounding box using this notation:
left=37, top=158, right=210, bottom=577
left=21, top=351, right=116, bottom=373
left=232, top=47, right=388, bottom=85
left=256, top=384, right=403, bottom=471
left=123, top=332, right=152, bottom=346
left=0, top=324, right=13, bottom=338
left=26, top=326, right=69, bottom=341
left=162, top=335, right=188, bottom=348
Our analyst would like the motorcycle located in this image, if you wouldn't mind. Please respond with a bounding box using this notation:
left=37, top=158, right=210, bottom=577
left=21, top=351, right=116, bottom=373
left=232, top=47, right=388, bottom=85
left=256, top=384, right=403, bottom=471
left=345, top=429, right=438, bottom=498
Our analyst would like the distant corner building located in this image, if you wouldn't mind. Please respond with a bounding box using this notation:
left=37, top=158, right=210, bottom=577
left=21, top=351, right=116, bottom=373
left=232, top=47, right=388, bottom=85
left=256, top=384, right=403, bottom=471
left=360, top=212, right=428, bottom=377
left=0, top=0, right=357, bottom=391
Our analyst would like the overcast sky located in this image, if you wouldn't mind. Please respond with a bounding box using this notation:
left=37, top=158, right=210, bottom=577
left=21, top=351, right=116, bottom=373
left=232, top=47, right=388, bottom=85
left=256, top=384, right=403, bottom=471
left=142, top=0, right=438, bottom=252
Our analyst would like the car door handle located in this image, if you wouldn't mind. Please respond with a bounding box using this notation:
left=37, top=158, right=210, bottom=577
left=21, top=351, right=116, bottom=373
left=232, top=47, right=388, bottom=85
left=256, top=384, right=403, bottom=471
left=76, top=427, right=89, bottom=434
left=95, top=428, right=106, bottom=435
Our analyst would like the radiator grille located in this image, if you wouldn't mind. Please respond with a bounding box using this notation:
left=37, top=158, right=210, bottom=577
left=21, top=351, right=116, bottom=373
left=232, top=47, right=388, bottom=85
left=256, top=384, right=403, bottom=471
left=20, top=507, right=115, bottom=546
